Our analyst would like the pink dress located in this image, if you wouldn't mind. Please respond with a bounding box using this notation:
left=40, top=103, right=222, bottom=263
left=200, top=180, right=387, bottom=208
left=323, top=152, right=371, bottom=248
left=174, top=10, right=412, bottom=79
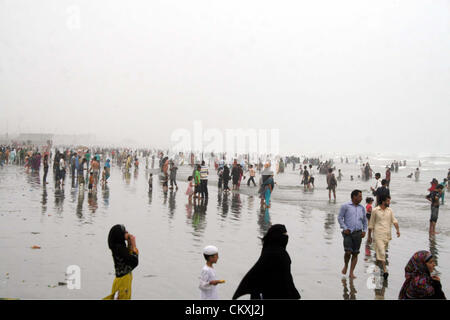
left=186, top=181, right=194, bottom=196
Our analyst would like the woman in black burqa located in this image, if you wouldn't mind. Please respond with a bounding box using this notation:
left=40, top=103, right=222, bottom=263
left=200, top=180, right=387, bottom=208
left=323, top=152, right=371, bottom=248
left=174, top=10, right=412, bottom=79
left=232, top=224, right=301, bottom=299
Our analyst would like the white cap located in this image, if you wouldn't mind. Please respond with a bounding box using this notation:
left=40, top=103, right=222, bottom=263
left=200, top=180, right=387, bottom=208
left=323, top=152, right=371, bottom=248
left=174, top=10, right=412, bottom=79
left=203, top=245, right=218, bottom=255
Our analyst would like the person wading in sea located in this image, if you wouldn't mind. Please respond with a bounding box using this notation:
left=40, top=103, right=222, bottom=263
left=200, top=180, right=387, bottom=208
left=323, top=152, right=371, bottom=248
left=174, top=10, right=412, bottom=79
left=426, top=184, right=443, bottom=236
left=327, top=168, right=337, bottom=201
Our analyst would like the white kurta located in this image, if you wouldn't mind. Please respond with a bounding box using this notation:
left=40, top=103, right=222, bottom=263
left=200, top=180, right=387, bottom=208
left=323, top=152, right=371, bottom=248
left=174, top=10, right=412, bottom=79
left=199, top=265, right=219, bottom=300
left=374, top=179, right=382, bottom=190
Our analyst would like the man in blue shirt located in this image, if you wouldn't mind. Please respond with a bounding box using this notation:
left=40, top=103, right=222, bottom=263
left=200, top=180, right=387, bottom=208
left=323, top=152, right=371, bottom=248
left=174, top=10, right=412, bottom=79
left=338, top=189, right=367, bottom=279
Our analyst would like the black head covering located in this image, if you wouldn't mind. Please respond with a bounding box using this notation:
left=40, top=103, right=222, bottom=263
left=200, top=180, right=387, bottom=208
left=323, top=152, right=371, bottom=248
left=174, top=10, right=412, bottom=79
left=108, top=224, right=127, bottom=251
left=232, top=224, right=300, bottom=300
left=262, top=224, right=288, bottom=249
left=107, top=224, right=140, bottom=278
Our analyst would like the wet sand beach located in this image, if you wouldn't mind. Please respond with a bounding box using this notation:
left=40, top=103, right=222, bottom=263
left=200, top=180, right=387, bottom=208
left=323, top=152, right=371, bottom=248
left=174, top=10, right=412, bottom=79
left=0, top=154, right=449, bottom=299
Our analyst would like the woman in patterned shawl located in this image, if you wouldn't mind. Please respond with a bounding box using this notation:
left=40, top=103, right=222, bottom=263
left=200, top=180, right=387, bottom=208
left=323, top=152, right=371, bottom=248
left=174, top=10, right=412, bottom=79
left=399, top=250, right=446, bottom=299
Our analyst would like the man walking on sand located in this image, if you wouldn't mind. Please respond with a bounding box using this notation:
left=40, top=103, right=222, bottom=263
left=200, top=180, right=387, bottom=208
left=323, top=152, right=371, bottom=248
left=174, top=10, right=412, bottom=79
left=367, top=194, right=400, bottom=280
left=338, top=190, right=367, bottom=279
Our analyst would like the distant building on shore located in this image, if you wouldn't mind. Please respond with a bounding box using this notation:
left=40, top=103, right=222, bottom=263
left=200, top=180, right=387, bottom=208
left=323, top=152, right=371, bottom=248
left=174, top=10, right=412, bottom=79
left=1, top=133, right=97, bottom=147
left=16, top=133, right=54, bottom=146
left=53, top=134, right=96, bottom=146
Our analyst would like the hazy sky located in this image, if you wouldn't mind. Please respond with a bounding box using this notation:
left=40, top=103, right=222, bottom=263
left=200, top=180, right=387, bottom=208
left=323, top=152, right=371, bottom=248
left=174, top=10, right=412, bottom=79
left=1, top=0, right=449, bottom=154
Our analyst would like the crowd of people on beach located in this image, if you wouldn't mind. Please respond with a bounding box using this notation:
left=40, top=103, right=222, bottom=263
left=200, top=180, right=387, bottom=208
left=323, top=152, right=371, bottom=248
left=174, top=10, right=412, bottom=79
left=106, top=153, right=449, bottom=300
left=1, top=143, right=449, bottom=300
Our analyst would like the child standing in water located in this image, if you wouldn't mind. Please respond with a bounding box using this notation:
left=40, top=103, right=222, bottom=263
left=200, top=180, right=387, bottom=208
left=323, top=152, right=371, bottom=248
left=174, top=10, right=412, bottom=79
left=337, top=169, right=343, bottom=182
left=365, top=197, right=374, bottom=256
left=186, top=176, right=194, bottom=202
left=365, top=197, right=374, bottom=222
left=104, top=224, right=139, bottom=300
left=247, top=165, right=257, bottom=187
left=199, top=245, right=224, bottom=300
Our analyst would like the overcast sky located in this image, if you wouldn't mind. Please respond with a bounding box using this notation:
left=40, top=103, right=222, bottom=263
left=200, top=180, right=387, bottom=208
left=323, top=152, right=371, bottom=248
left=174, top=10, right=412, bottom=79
left=0, top=0, right=449, bottom=154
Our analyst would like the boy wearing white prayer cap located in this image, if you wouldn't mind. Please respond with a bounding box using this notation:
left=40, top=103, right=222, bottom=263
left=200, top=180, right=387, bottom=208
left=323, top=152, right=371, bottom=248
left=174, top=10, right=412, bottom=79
left=199, top=245, right=224, bottom=299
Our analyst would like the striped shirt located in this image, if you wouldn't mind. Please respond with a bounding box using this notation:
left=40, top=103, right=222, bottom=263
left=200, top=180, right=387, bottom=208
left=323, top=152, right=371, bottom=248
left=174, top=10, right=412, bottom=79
left=200, top=166, right=209, bottom=180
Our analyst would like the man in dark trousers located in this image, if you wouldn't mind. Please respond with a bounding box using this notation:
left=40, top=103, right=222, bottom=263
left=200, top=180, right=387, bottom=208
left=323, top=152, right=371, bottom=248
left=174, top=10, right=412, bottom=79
left=200, top=160, right=209, bottom=198
left=373, top=179, right=391, bottom=206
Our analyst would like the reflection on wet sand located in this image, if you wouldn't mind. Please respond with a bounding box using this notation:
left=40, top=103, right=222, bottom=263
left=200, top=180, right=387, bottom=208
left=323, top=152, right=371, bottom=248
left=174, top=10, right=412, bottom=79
left=257, top=207, right=271, bottom=236
left=247, top=195, right=255, bottom=211
left=168, top=190, right=176, bottom=218
left=41, top=186, right=48, bottom=214
left=148, top=190, right=153, bottom=206
left=374, top=280, right=388, bottom=300
left=324, top=213, right=335, bottom=241
left=429, top=235, right=440, bottom=276
left=102, top=185, right=110, bottom=207
left=123, top=171, right=131, bottom=185
left=231, top=193, right=242, bottom=220
left=27, top=171, right=41, bottom=189
left=70, top=185, right=77, bottom=205
left=186, top=202, right=193, bottom=219
left=76, top=188, right=85, bottom=219
left=162, top=189, right=168, bottom=206
left=54, top=187, right=65, bottom=214
left=192, top=199, right=208, bottom=235
left=217, top=192, right=229, bottom=219
left=88, top=191, right=98, bottom=213
left=342, top=277, right=357, bottom=300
